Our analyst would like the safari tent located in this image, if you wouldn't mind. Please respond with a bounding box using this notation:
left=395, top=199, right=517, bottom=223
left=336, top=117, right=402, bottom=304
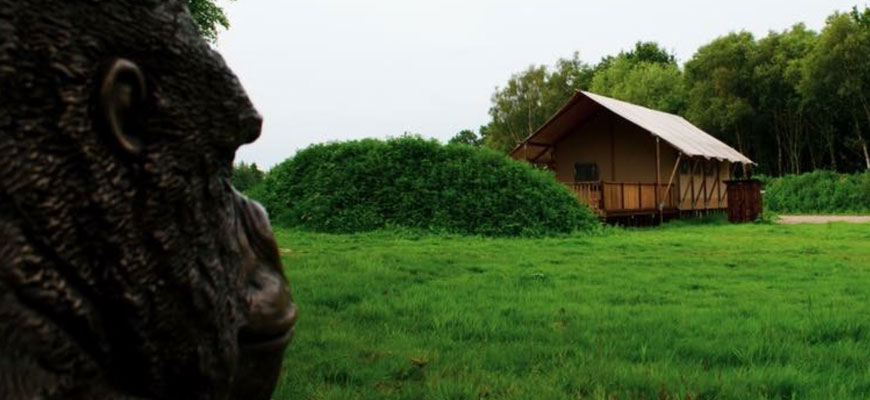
left=509, top=91, right=754, bottom=221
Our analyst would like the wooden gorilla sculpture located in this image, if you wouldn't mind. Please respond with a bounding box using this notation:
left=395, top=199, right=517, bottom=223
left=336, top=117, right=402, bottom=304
left=0, top=1, right=296, bottom=399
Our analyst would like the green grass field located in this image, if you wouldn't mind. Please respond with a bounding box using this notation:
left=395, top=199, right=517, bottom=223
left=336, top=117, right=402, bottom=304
left=272, top=221, right=870, bottom=399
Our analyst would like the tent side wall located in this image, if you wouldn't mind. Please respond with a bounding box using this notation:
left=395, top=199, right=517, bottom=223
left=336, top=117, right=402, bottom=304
left=552, top=111, right=612, bottom=182
left=553, top=109, right=678, bottom=185
left=550, top=108, right=735, bottom=215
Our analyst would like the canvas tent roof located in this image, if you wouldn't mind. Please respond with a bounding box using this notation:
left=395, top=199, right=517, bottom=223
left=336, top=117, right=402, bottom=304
left=509, top=91, right=754, bottom=165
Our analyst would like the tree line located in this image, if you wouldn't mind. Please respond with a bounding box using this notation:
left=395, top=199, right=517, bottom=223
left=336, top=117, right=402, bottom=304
left=462, top=6, right=870, bottom=176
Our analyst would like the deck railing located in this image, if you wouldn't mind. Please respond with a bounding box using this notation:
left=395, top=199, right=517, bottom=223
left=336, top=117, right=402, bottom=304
left=567, top=181, right=603, bottom=212
left=566, top=181, right=679, bottom=214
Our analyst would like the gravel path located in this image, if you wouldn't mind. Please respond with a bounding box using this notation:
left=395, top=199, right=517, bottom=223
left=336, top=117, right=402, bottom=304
left=778, top=215, right=870, bottom=224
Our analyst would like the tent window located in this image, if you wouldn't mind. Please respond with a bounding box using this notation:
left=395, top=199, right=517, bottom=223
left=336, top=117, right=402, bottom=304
left=574, top=163, right=599, bottom=182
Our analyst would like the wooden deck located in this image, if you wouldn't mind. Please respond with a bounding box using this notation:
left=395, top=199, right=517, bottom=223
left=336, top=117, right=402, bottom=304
left=566, top=181, right=709, bottom=217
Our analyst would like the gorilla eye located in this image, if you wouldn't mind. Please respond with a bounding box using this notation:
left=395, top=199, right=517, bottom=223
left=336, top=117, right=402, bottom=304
left=99, top=59, right=147, bottom=155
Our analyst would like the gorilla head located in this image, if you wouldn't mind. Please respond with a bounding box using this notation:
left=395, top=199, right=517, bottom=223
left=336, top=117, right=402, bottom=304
left=0, top=1, right=296, bottom=399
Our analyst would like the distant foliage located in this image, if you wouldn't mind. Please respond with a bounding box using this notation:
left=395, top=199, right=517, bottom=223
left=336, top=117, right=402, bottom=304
left=481, top=43, right=675, bottom=153
left=483, top=8, right=870, bottom=176
left=448, top=129, right=482, bottom=147
left=590, top=57, right=686, bottom=114
left=185, top=0, right=232, bottom=43
left=482, top=52, right=596, bottom=153
left=760, top=171, right=870, bottom=214
left=251, top=137, right=599, bottom=236
left=231, top=161, right=264, bottom=193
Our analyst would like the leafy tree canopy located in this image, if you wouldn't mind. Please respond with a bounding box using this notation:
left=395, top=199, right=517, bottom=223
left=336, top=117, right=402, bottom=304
left=591, top=56, right=686, bottom=114
left=481, top=53, right=595, bottom=153
left=623, top=41, right=678, bottom=65
left=185, top=0, right=232, bottom=43
left=683, top=31, right=758, bottom=156
left=596, top=41, right=677, bottom=72
left=448, top=129, right=483, bottom=147
left=801, top=9, right=870, bottom=171
left=480, top=43, right=676, bottom=154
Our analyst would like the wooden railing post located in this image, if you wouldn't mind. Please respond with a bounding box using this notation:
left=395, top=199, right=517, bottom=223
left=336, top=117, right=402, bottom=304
left=637, top=184, right=642, bottom=209
left=597, top=182, right=602, bottom=210
left=621, top=182, right=625, bottom=210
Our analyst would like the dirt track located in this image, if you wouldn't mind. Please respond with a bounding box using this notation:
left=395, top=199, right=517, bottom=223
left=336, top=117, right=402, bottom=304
left=778, top=215, right=870, bottom=224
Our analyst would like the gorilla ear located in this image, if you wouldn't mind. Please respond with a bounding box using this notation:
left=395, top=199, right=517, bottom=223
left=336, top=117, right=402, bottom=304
left=99, top=59, right=147, bottom=155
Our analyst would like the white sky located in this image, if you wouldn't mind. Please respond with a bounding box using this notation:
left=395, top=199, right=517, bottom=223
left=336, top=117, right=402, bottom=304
left=215, top=0, right=863, bottom=168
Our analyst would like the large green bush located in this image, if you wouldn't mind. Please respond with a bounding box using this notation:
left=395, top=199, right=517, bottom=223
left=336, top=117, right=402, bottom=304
left=250, top=137, right=599, bottom=236
left=760, top=171, right=870, bottom=214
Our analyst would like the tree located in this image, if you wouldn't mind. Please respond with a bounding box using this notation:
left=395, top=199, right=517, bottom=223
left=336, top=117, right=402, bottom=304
left=448, top=129, right=482, bottom=147
left=482, top=53, right=595, bottom=153
left=684, top=32, right=759, bottom=171
left=185, top=0, right=232, bottom=43
left=624, top=41, right=678, bottom=65
left=801, top=9, right=870, bottom=171
left=481, top=44, right=676, bottom=154
left=590, top=57, right=686, bottom=114
left=595, top=41, right=677, bottom=74
left=591, top=42, right=685, bottom=115
left=232, top=161, right=265, bottom=192
left=483, top=65, right=551, bottom=153
left=753, top=24, right=817, bottom=174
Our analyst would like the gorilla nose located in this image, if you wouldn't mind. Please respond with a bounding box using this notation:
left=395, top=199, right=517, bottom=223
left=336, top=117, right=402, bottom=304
left=239, top=110, right=264, bottom=145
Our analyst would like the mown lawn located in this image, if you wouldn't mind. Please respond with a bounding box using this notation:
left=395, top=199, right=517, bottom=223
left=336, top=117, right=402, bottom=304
left=272, top=221, right=870, bottom=399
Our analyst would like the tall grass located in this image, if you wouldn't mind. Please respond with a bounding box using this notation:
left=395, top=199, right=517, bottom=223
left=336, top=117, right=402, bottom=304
left=759, top=171, right=870, bottom=214
left=250, top=137, right=599, bottom=236
left=274, top=223, right=870, bottom=399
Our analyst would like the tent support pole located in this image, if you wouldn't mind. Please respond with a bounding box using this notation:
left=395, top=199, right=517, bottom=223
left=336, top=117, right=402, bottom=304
left=680, top=158, right=695, bottom=211
left=663, top=152, right=682, bottom=213
left=656, top=138, right=662, bottom=224
left=690, top=159, right=698, bottom=211
left=716, top=162, right=722, bottom=208
left=610, top=114, right=617, bottom=181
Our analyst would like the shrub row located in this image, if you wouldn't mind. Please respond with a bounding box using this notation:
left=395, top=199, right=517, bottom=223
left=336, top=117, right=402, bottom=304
left=249, top=137, right=599, bottom=236
left=759, top=171, right=870, bottom=214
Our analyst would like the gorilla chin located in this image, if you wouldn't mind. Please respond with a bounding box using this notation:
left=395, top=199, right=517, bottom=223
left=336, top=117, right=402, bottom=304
left=0, top=1, right=296, bottom=399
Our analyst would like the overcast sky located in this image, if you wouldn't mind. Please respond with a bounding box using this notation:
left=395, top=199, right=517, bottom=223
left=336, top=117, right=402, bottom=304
left=216, top=0, right=863, bottom=168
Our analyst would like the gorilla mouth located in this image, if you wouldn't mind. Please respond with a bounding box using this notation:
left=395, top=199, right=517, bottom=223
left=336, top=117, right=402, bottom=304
left=231, top=297, right=296, bottom=400
left=238, top=303, right=297, bottom=351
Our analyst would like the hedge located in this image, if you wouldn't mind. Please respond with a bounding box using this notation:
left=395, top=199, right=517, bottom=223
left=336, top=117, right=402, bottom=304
left=759, top=171, right=870, bottom=214
left=249, top=137, right=599, bottom=236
